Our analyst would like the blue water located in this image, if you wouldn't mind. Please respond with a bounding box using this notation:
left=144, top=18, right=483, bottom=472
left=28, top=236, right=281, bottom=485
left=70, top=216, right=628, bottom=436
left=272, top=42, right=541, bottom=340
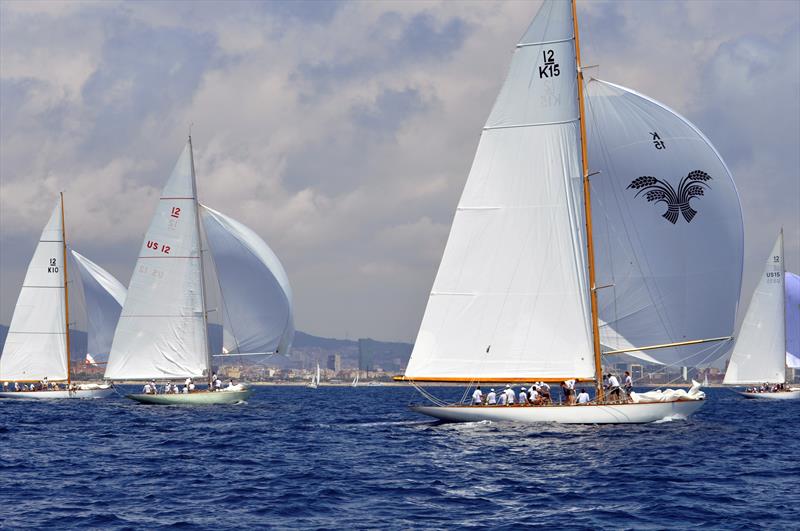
left=1, top=386, right=797, bottom=529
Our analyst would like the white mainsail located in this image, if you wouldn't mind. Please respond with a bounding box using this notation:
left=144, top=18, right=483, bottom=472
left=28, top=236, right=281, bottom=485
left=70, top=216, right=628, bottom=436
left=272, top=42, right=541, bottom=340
left=0, top=200, right=69, bottom=381
left=585, top=79, right=744, bottom=367
left=105, top=142, right=209, bottom=380
left=404, top=0, right=594, bottom=381
left=724, top=233, right=786, bottom=384
left=71, top=250, right=127, bottom=361
left=200, top=205, right=294, bottom=356
left=787, top=271, right=800, bottom=369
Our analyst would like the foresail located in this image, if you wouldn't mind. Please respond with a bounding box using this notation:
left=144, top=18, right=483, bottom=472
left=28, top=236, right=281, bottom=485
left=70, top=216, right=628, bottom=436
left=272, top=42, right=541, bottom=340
left=405, top=0, right=596, bottom=381
left=200, top=205, right=294, bottom=357
left=785, top=271, right=800, bottom=369
left=105, top=142, right=207, bottom=380
left=0, top=200, right=68, bottom=381
left=71, top=250, right=126, bottom=361
left=585, top=79, right=744, bottom=367
left=724, top=234, right=785, bottom=384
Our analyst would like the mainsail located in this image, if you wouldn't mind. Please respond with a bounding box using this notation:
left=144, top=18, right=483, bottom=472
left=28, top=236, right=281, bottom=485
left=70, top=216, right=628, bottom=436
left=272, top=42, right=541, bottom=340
left=200, top=205, right=294, bottom=356
left=71, top=250, right=127, bottom=361
left=0, top=200, right=69, bottom=381
left=724, top=233, right=785, bottom=384
left=585, top=80, right=744, bottom=366
left=105, top=142, right=209, bottom=380
left=404, top=0, right=595, bottom=380
left=787, top=271, right=800, bottom=369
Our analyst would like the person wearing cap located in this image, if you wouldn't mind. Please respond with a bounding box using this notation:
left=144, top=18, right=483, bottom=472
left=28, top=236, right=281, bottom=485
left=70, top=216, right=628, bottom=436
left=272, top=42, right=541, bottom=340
left=487, top=388, right=497, bottom=405
left=497, top=389, right=508, bottom=406
left=471, top=386, right=484, bottom=405
left=504, top=385, right=515, bottom=405
left=518, top=387, right=529, bottom=405
left=142, top=382, right=152, bottom=394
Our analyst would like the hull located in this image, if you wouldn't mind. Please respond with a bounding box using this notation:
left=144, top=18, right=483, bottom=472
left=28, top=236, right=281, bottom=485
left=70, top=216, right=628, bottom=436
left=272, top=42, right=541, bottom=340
left=0, top=386, right=114, bottom=400
left=127, top=389, right=251, bottom=405
left=739, top=390, right=800, bottom=400
left=412, top=400, right=705, bottom=424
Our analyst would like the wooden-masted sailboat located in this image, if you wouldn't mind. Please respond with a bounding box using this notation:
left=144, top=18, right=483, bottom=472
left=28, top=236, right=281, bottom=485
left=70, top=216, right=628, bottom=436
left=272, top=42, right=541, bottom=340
left=397, top=0, right=744, bottom=424
left=0, top=194, right=117, bottom=399
left=104, top=137, right=294, bottom=405
left=724, top=231, right=800, bottom=399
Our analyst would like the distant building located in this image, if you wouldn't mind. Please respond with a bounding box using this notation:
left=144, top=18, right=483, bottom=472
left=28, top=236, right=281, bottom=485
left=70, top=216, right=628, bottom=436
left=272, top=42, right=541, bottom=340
left=630, top=364, right=644, bottom=380
left=358, top=339, right=375, bottom=372
left=327, top=353, right=342, bottom=373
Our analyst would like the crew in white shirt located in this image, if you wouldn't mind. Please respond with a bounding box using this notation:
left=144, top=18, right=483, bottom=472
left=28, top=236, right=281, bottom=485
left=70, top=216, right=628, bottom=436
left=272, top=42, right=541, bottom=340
left=498, top=391, right=508, bottom=406
left=607, top=374, right=621, bottom=402
left=577, top=389, right=591, bottom=404
left=529, top=387, right=540, bottom=404
left=518, top=387, right=529, bottom=404
left=143, top=382, right=153, bottom=394
left=487, top=389, right=497, bottom=405
left=505, top=385, right=515, bottom=405
left=472, top=386, right=484, bottom=405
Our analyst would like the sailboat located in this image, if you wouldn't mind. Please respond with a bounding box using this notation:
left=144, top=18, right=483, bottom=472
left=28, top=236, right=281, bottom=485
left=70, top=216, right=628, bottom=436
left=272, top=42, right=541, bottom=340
left=724, top=231, right=800, bottom=399
left=703, top=373, right=709, bottom=388
left=307, top=362, right=320, bottom=389
left=104, top=138, right=294, bottom=405
left=397, top=0, right=743, bottom=424
left=0, top=194, right=119, bottom=399
left=352, top=372, right=359, bottom=387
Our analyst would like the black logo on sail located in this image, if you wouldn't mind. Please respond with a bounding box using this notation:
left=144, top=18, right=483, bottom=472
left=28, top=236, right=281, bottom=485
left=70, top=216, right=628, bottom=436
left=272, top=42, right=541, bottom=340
left=627, top=170, right=712, bottom=224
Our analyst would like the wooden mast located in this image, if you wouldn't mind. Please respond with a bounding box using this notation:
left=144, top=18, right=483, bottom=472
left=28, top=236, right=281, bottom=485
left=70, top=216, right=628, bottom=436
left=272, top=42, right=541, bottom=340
left=781, top=227, right=787, bottom=385
left=60, top=192, right=73, bottom=386
left=572, top=0, right=604, bottom=400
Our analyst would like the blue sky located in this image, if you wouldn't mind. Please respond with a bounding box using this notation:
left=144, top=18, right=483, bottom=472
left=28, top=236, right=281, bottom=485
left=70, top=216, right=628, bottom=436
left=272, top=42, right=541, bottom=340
left=1, top=0, right=798, bottom=344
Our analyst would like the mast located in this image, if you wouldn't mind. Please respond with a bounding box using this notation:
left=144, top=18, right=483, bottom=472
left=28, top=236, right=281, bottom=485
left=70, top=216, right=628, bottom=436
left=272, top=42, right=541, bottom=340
left=781, top=227, right=787, bottom=384
left=188, top=136, right=212, bottom=386
left=572, top=0, right=604, bottom=399
left=60, top=192, right=73, bottom=385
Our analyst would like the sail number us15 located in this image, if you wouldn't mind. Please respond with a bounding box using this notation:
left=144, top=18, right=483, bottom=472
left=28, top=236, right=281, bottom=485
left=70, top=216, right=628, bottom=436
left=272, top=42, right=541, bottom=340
left=539, top=49, right=560, bottom=78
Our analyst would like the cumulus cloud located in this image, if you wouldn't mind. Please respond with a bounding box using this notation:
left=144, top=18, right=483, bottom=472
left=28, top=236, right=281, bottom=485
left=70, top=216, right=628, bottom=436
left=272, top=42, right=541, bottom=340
left=1, top=0, right=798, bottom=344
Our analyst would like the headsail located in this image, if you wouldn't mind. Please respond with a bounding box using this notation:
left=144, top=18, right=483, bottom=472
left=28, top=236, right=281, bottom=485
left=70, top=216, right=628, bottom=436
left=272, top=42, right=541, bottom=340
left=785, top=271, right=799, bottom=369
left=0, top=200, right=69, bottom=381
left=105, top=142, right=208, bottom=380
left=724, top=233, right=785, bottom=384
left=585, top=79, right=744, bottom=366
left=71, top=250, right=126, bottom=362
left=200, top=205, right=294, bottom=357
left=404, top=0, right=595, bottom=381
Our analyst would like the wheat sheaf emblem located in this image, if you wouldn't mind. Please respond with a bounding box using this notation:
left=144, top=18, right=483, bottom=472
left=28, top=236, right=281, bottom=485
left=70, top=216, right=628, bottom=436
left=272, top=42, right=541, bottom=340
left=627, top=170, right=712, bottom=224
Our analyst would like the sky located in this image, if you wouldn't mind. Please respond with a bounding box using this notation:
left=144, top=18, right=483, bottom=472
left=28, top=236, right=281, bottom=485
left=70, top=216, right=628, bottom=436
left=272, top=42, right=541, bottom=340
left=1, top=0, right=798, bottom=344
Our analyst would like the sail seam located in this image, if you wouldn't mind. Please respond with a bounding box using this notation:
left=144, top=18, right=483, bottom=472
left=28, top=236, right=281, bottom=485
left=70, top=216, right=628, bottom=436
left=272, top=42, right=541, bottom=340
left=21, top=285, right=65, bottom=288
left=517, top=36, right=573, bottom=48
left=137, top=256, right=200, bottom=259
left=6, top=331, right=66, bottom=335
left=484, top=118, right=578, bottom=131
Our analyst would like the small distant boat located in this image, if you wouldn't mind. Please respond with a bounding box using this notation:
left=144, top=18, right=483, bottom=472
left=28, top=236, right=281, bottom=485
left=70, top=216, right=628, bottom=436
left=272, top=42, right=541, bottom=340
left=307, top=363, right=321, bottom=389
left=351, top=372, right=359, bottom=387
left=724, top=231, right=800, bottom=400
left=0, top=194, right=120, bottom=399
left=104, top=138, right=294, bottom=405
left=702, top=374, right=709, bottom=387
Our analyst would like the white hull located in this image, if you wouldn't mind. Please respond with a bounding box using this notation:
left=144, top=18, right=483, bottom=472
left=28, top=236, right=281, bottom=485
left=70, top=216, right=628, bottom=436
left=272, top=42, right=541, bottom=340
left=127, top=389, right=251, bottom=405
left=0, top=387, right=114, bottom=400
left=739, top=390, right=800, bottom=400
left=412, top=400, right=705, bottom=424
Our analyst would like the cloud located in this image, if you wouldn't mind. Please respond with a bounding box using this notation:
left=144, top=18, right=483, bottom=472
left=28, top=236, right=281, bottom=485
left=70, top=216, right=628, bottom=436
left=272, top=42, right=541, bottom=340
left=1, top=0, right=798, bottom=347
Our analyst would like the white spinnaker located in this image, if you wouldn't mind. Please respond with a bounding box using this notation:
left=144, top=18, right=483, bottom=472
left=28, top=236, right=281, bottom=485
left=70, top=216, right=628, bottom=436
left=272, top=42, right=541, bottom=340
left=0, top=200, right=68, bottom=381
left=200, top=205, right=294, bottom=357
left=585, top=79, right=744, bottom=367
left=105, top=142, right=208, bottom=380
left=405, top=0, right=595, bottom=380
left=786, top=272, right=800, bottom=369
left=71, top=250, right=126, bottom=361
left=724, top=234, right=785, bottom=384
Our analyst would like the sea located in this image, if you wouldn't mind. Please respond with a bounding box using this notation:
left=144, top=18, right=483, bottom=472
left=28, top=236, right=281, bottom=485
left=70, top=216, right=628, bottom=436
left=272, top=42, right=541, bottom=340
left=1, top=386, right=797, bottom=529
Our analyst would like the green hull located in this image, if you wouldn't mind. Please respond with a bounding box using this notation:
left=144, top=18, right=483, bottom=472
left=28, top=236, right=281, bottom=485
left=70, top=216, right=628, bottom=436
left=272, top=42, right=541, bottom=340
left=127, top=389, right=251, bottom=405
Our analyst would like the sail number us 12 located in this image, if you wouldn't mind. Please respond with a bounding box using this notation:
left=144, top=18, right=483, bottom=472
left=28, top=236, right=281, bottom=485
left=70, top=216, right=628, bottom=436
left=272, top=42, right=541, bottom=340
left=539, top=49, right=560, bottom=78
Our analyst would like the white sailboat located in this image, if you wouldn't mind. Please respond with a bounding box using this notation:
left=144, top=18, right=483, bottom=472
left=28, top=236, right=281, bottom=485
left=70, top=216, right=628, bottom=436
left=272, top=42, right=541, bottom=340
left=724, top=231, right=800, bottom=399
left=105, top=138, right=294, bottom=405
left=352, top=372, right=359, bottom=387
left=398, top=0, right=743, bottom=424
left=307, top=362, right=320, bottom=389
left=0, top=194, right=119, bottom=399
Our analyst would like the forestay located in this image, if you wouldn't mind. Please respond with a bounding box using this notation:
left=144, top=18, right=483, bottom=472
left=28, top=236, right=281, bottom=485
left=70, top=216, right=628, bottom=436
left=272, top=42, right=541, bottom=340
left=405, top=0, right=595, bottom=380
left=105, top=143, right=208, bottom=380
left=787, top=272, right=800, bottom=369
left=200, top=205, right=294, bottom=357
left=585, top=79, right=743, bottom=367
left=724, top=234, right=785, bottom=384
left=0, top=200, right=69, bottom=381
left=71, top=250, right=127, bottom=361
